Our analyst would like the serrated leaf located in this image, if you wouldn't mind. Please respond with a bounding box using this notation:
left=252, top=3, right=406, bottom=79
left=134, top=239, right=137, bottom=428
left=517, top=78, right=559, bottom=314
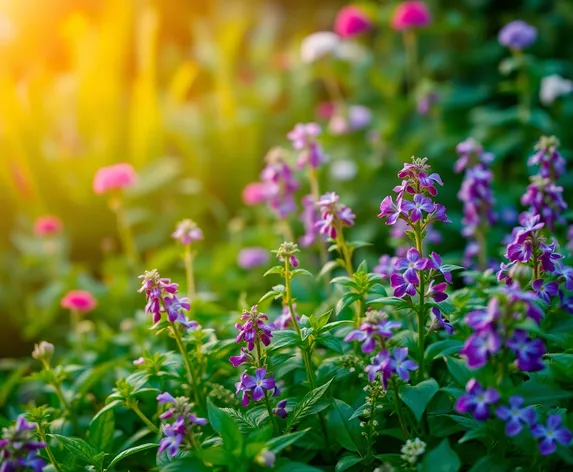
left=108, top=443, right=158, bottom=469
left=219, top=408, right=260, bottom=433
left=286, top=379, right=333, bottom=432
left=49, top=434, right=99, bottom=466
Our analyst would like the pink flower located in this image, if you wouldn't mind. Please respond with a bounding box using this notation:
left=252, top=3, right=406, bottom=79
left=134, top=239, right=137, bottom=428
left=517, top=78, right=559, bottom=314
left=334, top=6, right=373, bottom=38
left=34, top=215, right=62, bottom=237
left=93, top=163, right=136, bottom=194
left=61, top=290, right=97, bottom=313
left=391, top=1, right=431, bottom=31
left=242, top=182, right=268, bottom=205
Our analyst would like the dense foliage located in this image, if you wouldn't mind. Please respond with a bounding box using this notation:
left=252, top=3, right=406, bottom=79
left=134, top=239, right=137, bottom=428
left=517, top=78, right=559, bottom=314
left=2, top=1, right=573, bottom=471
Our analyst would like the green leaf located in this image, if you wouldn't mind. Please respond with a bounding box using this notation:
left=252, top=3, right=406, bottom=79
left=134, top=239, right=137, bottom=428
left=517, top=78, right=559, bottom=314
left=107, top=443, right=158, bottom=469
left=318, top=260, right=341, bottom=278
left=88, top=404, right=116, bottom=452
left=467, top=456, right=508, bottom=472
left=445, top=357, right=472, bottom=386
left=316, top=333, right=345, bottom=354
left=219, top=408, right=260, bottom=433
left=425, top=340, right=463, bottom=360
left=195, top=446, right=229, bottom=466
left=259, top=290, right=279, bottom=303
left=207, top=401, right=243, bottom=452
left=73, top=359, right=122, bottom=397
left=368, top=297, right=410, bottom=309
left=319, top=320, right=353, bottom=333
left=336, top=293, right=362, bottom=315
left=335, top=454, right=363, bottom=472
left=441, top=264, right=465, bottom=272
left=291, top=269, right=313, bottom=277
left=49, top=434, right=100, bottom=466
left=158, top=456, right=211, bottom=472
left=421, top=439, right=461, bottom=472
left=263, top=266, right=284, bottom=277
left=309, top=309, right=332, bottom=331
left=268, top=329, right=301, bottom=351
left=286, top=379, right=333, bottom=432
left=266, top=429, right=309, bottom=453
left=274, top=459, right=323, bottom=471
left=367, top=284, right=387, bottom=297
left=327, top=399, right=365, bottom=453
left=0, top=361, right=30, bottom=408
left=514, top=380, right=573, bottom=405
left=399, top=379, right=439, bottom=422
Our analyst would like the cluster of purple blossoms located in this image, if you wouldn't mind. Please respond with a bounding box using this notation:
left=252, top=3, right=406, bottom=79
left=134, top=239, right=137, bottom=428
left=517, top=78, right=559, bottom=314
left=461, top=289, right=546, bottom=372
left=138, top=270, right=198, bottom=330
left=0, top=416, right=46, bottom=472
left=235, top=368, right=279, bottom=407
left=365, top=348, right=418, bottom=389
left=344, top=309, right=401, bottom=353
left=299, top=195, right=321, bottom=247
left=287, top=123, right=327, bottom=169
left=315, top=192, right=356, bottom=239
left=171, top=219, right=203, bottom=245
left=456, top=383, right=572, bottom=455
left=521, top=136, right=568, bottom=231
left=454, top=138, right=496, bottom=267
left=270, top=304, right=300, bottom=331
left=259, top=149, right=299, bottom=218
left=374, top=255, right=398, bottom=282
left=157, top=393, right=207, bottom=457
left=233, top=305, right=273, bottom=353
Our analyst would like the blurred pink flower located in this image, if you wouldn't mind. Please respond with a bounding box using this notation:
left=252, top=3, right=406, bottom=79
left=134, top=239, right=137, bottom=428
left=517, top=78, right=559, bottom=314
left=93, top=163, right=136, bottom=194
left=391, top=1, right=431, bottom=30
left=61, top=290, right=97, bottom=313
left=34, top=215, right=62, bottom=237
left=242, top=182, right=268, bottom=205
left=334, top=6, right=373, bottom=38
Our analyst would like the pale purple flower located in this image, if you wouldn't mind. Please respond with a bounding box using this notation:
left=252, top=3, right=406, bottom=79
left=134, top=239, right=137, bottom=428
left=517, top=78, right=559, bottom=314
left=374, top=255, right=398, bottom=282
left=171, top=219, right=203, bottom=244
left=260, top=156, right=299, bottom=218
left=299, top=195, right=321, bottom=247
left=344, top=310, right=401, bottom=353
left=460, top=327, right=501, bottom=368
left=389, top=348, right=418, bottom=382
left=158, top=424, right=183, bottom=456
left=498, top=20, right=537, bottom=50
left=287, top=123, right=326, bottom=169
left=402, top=194, right=435, bottom=223
left=426, top=252, right=453, bottom=284
left=238, top=247, right=270, bottom=269
left=316, top=192, right=355, bottom=239
left=378, top=196, right=404, bottom=225
left=455, top=379, right=500, bottom=420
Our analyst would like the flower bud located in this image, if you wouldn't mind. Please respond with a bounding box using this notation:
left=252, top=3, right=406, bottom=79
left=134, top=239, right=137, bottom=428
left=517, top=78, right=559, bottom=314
left=289, top=255, right=299, bottom=268
left=255, top=449, right=276, bottom=468
left=32, top=341, right=54, bottom=365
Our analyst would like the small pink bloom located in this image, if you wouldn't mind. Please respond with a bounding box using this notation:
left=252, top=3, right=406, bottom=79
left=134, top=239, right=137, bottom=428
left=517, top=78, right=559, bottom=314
left=334, top=6, right=373, bottom=38
left=61, top=290, right=97, bottom=313
left=34, top=215, right=62, bottom=237
left=93, top=163, right=136, bottom=194
left=242, top=182, right=268, bottom=205
left=133, top=357, right=145, bottom=366
left=316, top=101, right=336, bottom=119
left=391, top=1, right=431, bottom=30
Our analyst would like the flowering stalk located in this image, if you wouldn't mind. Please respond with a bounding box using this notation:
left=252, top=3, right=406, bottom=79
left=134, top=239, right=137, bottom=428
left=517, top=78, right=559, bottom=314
left=126, top=398, right=160, bottom=434
left=171, top=323, right=202, bottom=408
left=36, top=426, right=63, bottom=472
left=172, top=219, right=203, bottom=302
left=391, top=377, right=409, bottom=440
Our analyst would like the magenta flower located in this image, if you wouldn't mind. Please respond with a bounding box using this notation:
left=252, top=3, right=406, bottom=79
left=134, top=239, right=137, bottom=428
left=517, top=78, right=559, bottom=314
left=34, top=215, right=62, bottom=237
left=532, top=415, right=572, bottom=456
left=455, top=379, right=500, bottom=420
left=243, top=182, right=268, bottom=205
left=229, top=347, right=250, bottom=368
left=391, top=1, right=431, bottom=30
left=61, top=290, right=97, bottom=313
left=316, top=192, right=356, bottom=239
left=495, top=396, right=536, bottom=437
left=417, top=172, right=443, bottom=196
left=235, top=306, right=273, bottom=351
left=426, top=281, right=448, bottom=302
left=402, top=194, right=435, bottom=223
left=334, top=5, right=372, bottom=38
left=395, top=248, right=428, bottom=285
left=426, top=252, right=453, bottom=284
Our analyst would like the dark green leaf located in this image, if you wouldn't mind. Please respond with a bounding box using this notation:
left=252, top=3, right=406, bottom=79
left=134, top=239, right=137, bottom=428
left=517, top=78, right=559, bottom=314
left=327, top=399, right=365, bottom=453
left=285, top=379, right=333, bottom=432
left=335, top=454, right=363, bottom=472
left=421, top=439, right=461, bottom=472
left=309, top=310, right=333, bottom=331
left=207, top=401, right=243, bottom=452
left=49, top=434, right=99, bottom=466
left=108, top=443, right=158, bottom=469
left=445, top=357, right=472, bottom=386
left=336, top=293, right=362, bottom=315
left=425, top=340, right=463, bottom=360
left=266, top=429, right=309, bottom=453
left=399, top=379, right=439, bottom=422
left=88, top=404, right=115, bottom=452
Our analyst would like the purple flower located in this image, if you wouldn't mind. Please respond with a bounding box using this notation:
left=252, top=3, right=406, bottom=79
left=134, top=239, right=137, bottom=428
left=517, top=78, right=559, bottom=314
left=417, top=172, right=443, bottom=196
left=461, top=327, right=501, bottom=369
left=402, top=194, right=435, bottom=223
left=507, top=330, right=545, bottom=372
left=465, top=298, right=500, bottom=331
left=344, top=310, right=401, bottom=353
left=157, top=392, right=176, bottom=404
left=159, top=424, right=183, bottom=456
left=455, top=379, right=500, bottom=420
left=235, top=306, right=273, bottom=351
left=531, top=415, right=572, bottom=456
left=529, top=136, right=566, bottom=180
left=238, top=368, right=278, bottom=405
left=287, top=123, right=327, bottom=169
left=498, top=20, right=537, bottom=50
left=426, top=252, right=453, bottom=284
left=374, top=255, right=398, bottom=283
left=238, top=248, right=270, bottom=269
left=365, top=350, right=392, bottom=388
left=316, top=192, right=355, bottom=239
left=395, top=248, right=428, bottom=285
left=539, top=240, right=563, bottom=273
left=495, top=396, right=535, bottom=436
left=432, top=307, right=454, bottom=334
left=260, top=154, right=299, bottom=218
left=506, top=240, right=532, bottom=263
left=378, top=196, right=404, bottom=225
left=163, top=296, right=190, bottom=323
left=532, top=279, right=559, bottom=304
left=274, top=399, right=288, bottom=419
left=521, top=178, right=567, bottom=231
left=299, top=195, right=321, bottom=247
left=229, top=347, right=250, bottom=367
left=138, top=270, right=180, bottom=323
left=0, top=416, right=47, bottom=472
left=171, top=219, right=203, bottom=244
left=426, top=281, right=448, bottom=302
left=429, top=203, right=451, bottom=224
left=390, top=273, right=416, bottom=298
left=389, top=348, right=418, bottom=382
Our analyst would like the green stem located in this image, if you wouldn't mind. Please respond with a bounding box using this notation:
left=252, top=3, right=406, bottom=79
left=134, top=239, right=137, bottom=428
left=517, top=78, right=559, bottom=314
left=184, top=244, right=196, bottom=302
left=264, top=394, right=280, bottom=434
left=365, top=390, right=378, bottom=463
left=130, top=402, right=159, bottom=433
left=513, top=50, right=530, bottom=122
left=111, top=194, right=139, bottom=270
left=403, top=29, right=418, bottom=93
left=391, top=378, right=409, bottom=440
left=475, top=225, right=488, bottom=272
left=38, top=428, right=64, bottom=472
left=414, top=223, right=426, bottom=382
left=335, top=231, right=354, bottom=276
left=172, top=322, right=201, bottom=408
left=355, top=297, right=364, bottom=330
left=308, top=168, right=329, bottom=277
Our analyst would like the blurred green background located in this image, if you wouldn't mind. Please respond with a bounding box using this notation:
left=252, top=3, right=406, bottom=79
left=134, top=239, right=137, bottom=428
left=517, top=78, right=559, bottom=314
left=1, top=0, right=573, bottom=355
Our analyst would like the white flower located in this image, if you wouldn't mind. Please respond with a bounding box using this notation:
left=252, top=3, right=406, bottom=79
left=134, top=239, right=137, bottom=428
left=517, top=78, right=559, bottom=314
left=300, top=32, right=340, bottom=64
left=330, top=159, right=358, bottom=181
left=540, top=74, right=573, bottom=105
